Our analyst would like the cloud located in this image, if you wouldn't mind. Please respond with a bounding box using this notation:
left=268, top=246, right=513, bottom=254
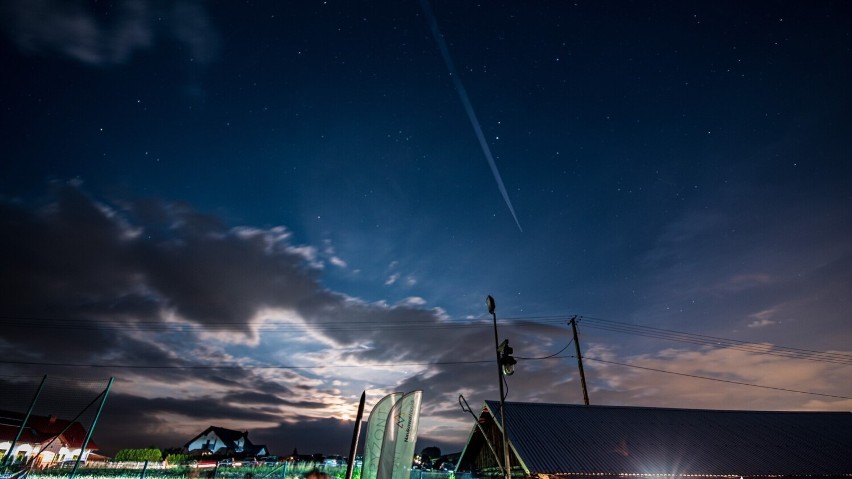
left=0, top=0, right=219, bottom=65
left=329, top=256, right=347, bottom=268
left=632, top=181, right=852, bottom=351
left=3, top=184, right=849, bottom=458
left=746, top=308, right=778, bottom=328
left=401, top=297, right=427, bottom=306
left=321, top=239, right=348, bottom=269
left=0, top=184, right=498, bottom=455
left=580, top=343, right=852, bottom=411
left=747, top=318, right=776, bottom=328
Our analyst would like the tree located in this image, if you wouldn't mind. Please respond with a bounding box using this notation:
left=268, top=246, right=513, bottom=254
left=165, top=453, right=191, bottom=464
left=114, top=448, right=163, bottom=462
left=420, top=447, right=441, bottom=469
left=420, top=447, right=441, bottom=458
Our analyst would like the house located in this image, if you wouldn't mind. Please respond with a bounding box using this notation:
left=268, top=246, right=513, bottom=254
left=456, top=401, right=852, bottom=478
left=0, top=410, right=99, bottom=467
left=185, top=426, right=268, bottom=457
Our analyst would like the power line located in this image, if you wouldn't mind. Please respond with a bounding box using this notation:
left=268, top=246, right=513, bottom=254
left=515, top=338, right=573, bottom=360
left=3, top=351, right=847, bottom=402
left=577, top=317, right=852, bottom=365
left=0, top=315, right=498, bottom=332
left=0, top=358, right=496, bottom=370
left=520, top=353, right=852, bottom=401
left=502, top=314, right=852, bottom=366
left=584, top=357, right=852, bottom=400
left=3, top=312, right=849, bottom=368
left=582, top=315, right=852, bottom=359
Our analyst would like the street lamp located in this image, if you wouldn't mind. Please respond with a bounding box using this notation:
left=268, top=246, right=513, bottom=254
left=497, top=339, right=517, bottom=376
left=487, top=295, right=513, bottom=479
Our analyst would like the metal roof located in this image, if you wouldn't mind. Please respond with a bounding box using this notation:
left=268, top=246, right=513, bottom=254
left=475, top=401, right=852, bottom=476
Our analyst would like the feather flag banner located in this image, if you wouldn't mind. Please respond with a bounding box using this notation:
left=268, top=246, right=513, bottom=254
left=361, top=392, right=404, bottom=479
left=376, top=390, right=423, bottom=479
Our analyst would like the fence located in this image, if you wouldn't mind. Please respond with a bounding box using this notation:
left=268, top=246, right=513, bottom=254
left=15, top=463, right=470, bottom=479
left=0, top=375, right=113, bottom=479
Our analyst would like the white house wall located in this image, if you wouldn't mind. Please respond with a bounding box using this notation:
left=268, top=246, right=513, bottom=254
left=0, top=441, right=91, bottom=465
left=0, top=443, right=34, bottom=462
left=187, top=431, right=248, bottom=453
left=187, top=432, right=222, bottom=453
left=66, top=448, right=89, bottom=461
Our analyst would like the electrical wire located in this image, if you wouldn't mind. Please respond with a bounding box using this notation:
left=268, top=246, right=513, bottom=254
left=0, top=315, right=495, bottom=332
left=583, top=357, right=852, bottom=400
left=3, top=311, right=848, bottom=366
left=2, top=312, right=849, bottom=370
left=502, top=374, right=509, bottom=402
left=2, top=351, right=847, bottom=402
left=515, top=338, right=573, bottom=360
left=502, top=314, right=852, bottom=366
left=577, top=317, right=852, bottom=365
left=0, top=358, right=496, bottom=370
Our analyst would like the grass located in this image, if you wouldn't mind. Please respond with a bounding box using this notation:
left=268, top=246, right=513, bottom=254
left=19, top=463, right=463, bottom=479
left=24, top=463, right=348, bottom=479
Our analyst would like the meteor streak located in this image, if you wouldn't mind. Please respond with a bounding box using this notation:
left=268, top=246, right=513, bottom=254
left=419, top=0, right=523, bottom=232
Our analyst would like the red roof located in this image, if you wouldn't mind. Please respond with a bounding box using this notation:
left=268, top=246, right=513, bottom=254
left=0, top=410, right=98, bottom=450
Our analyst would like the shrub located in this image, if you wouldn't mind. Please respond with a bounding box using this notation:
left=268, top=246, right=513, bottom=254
left=165, top=454, right=190, bottom=464
left=114, top=448, right=163, bottom=462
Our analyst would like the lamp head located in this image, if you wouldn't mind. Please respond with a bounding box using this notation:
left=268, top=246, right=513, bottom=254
left=486, top=295, right=496, bottom=314
left=500, top=353, right=518, bottom=376
left=498, top=340, right=517, bottom=376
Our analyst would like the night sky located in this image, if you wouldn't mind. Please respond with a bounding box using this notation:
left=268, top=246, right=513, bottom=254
left=2, top=0, right=851, bottom=457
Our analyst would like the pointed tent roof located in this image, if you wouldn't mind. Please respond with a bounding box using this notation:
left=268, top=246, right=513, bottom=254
left=456, top=401, right=852, bottom=477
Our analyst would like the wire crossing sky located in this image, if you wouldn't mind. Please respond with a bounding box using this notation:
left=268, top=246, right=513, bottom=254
left=419, top=0, right=523, bottom=232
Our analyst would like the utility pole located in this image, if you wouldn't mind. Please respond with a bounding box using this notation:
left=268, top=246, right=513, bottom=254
left=487, top=296, right=512, bottom=479
left=570, top=316, right=590, bottom=405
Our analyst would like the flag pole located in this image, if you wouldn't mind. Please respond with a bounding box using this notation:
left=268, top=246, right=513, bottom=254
left=346, top=391, right=367, bottom=479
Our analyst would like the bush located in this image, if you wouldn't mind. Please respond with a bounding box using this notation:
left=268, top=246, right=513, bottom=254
left=114, top=448, right=163, bottom=462
left=165, top=454, right=190, bottom=464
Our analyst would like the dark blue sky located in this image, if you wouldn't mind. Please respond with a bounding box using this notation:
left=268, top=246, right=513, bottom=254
left=1, top=0, right=851, bottom=457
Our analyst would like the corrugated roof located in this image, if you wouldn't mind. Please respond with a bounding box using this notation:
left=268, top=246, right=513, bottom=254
left=478, top=401, right=852, bottom=476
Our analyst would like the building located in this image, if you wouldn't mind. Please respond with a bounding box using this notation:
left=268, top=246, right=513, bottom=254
left=185, top=426, right=268, bottom=457
left=456, top=401, right=852, bottom=478
left=0, top=410, right=98, bottom=467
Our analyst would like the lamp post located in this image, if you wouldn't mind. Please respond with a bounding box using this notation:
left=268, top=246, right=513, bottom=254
left=487, top=295, right=513, bottom=479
